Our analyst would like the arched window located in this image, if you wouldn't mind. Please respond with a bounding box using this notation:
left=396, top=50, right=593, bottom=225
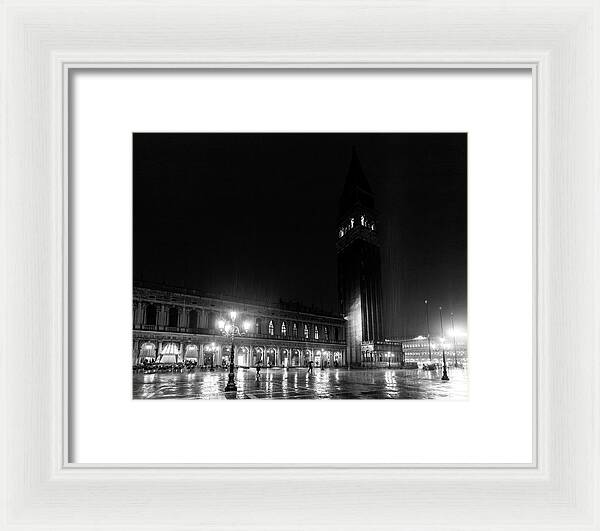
left=293, top=322, right=298, bottom=336
left=360, top=215, right=365, bottom=226
left=281, top=321, right=287, bottom=335
left=304, top=324, right=309, bottom=338
left=168, top=307, right=179, bottom=327
left=268, top=320, right=274, bottom=336
left=339, top=229, right=344, bottom=238
left=314, top=326, right=319, bottom=340
left=350, top=218, right=355, bottom=228
left=324, top=326, right=329, bottom=340
left=145, top=304, right=157, bottom=326
left=255, top=318, right=261, bottom=335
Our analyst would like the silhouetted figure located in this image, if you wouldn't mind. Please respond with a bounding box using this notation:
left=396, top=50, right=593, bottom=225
left=308, top=360, right=314, bottom=374
left=256, top=361, right=262, bottom=380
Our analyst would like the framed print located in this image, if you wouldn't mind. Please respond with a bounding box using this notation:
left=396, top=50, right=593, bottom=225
left=1, top=0, right=599, bottom=530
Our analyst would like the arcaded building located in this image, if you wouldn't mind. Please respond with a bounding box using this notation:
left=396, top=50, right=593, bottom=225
left=132, top=282, right=346, bottom=367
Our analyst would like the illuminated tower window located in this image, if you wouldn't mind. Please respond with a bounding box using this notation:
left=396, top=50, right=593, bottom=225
left=304, top=324, right=309, bottom=338
left=293, top=322, right=298, bottom=336
left=350, top=218, right=354, bottom=228
left=360, top=215, right=365, bottom=226
left=281, top=321, right=287, bottom=335
left=339, top=229, right=344, bottom=238
left=314, top=326, right=319, bottom=340
left=268, top=320, right=274, bottom=336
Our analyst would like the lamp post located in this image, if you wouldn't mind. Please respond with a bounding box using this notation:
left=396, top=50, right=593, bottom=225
left=450, top=312, right=458, bottom=367
left=425, top=299, right=432, bottom=361
left=217, top=311, right=251, bottom=393
left=439, top=306, right=449, bottom=381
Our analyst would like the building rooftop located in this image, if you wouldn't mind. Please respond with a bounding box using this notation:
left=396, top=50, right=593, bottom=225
left=133, top=280, right=344, bottom=320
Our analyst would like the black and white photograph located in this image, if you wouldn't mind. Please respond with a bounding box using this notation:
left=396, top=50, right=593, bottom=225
left=132, top=133, right=467, bottom=399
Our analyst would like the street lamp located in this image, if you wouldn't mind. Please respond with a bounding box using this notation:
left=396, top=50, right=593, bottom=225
left=217, top=311, right=251, bottom=392
left=450, top=312, right=458, bottom=367
left=425, top=299, right=432, bottom=361
left=438, top=306, right=449, bottom=381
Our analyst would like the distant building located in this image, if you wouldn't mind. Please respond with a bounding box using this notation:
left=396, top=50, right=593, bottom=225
left=400, top=335, right=468, bottom=365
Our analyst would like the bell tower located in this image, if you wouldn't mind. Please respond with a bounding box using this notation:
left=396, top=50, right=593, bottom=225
left=336, top=148, right=384, bottom=366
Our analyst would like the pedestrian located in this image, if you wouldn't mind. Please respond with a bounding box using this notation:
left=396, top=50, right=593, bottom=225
left=308, top=360, right=314, bottom=375
left=256, top=360, right=262, bottom=380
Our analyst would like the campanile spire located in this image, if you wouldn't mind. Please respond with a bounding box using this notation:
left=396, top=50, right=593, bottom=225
left=336, top=148, right=384, bottom=366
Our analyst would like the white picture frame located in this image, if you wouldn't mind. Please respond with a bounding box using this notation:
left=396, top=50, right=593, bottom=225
left=1, top=1, right=598, bottom=529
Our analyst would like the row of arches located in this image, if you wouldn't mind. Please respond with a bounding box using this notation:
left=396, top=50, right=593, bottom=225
left=134, top=341, right=344, bottom=368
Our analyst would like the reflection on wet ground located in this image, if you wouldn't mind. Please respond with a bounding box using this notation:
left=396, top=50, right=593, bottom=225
left=133, top=367, right=468, bottom=400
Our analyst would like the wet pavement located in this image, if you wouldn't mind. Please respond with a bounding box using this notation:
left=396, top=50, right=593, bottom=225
left=133, top=366, right=468, bottom=400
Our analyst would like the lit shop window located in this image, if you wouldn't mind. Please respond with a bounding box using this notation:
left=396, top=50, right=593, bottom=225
left=268, top=320, right=274, bottom=336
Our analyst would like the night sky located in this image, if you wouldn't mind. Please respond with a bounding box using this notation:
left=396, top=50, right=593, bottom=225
left=133, top=133, right=467, bottom=338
